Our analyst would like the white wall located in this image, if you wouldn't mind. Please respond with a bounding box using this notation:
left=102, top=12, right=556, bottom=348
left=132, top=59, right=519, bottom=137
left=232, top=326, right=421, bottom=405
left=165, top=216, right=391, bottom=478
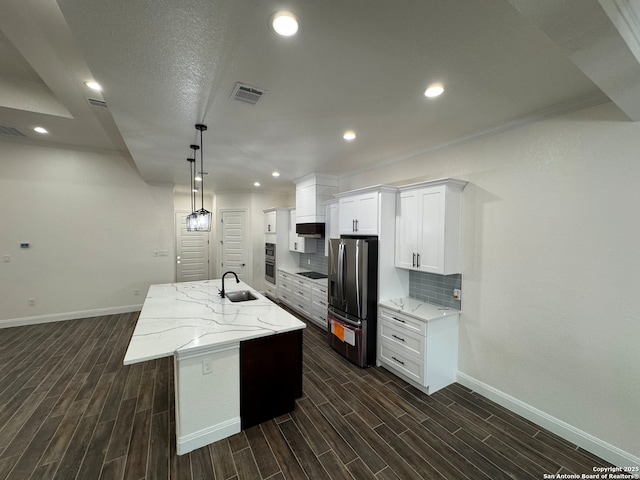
left=341, top=102, right=640, bottom=461
left=0, top=140, right=175, bottom=324
left=215, top=191, right=289, bottom=289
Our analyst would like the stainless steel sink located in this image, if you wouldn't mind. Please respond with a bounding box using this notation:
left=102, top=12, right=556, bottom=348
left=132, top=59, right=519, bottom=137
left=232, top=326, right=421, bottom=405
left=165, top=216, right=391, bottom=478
left=225, top=290, right=258, bottom=302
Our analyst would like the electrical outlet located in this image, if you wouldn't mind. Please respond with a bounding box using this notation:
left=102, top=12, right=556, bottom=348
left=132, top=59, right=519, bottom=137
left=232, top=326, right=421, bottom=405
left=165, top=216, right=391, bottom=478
left=28, top=298, right=36, bottom=306
left=307, top=259, right=311, bottom=265
left=453, top=289, right=461, bottom=300
left=3, top=255, right=9, bottom=263
left=134, top=289, right=140, bottom=296
left=202, top=359, right=214, bottom=375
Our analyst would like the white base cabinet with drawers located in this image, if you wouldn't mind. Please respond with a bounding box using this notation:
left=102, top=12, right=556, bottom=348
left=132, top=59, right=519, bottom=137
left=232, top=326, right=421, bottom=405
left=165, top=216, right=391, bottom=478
left=377, top=302, right=459, bottom=395
left=277, top=270, right=328, bottom=330
left=311, top=284, right=328, bottom=328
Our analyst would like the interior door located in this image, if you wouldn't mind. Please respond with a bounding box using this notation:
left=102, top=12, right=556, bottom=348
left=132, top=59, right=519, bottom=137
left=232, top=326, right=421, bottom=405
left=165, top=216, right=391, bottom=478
left=175, top=211, right=209, bottom=282
left=220, top=209, right=249, bottom=282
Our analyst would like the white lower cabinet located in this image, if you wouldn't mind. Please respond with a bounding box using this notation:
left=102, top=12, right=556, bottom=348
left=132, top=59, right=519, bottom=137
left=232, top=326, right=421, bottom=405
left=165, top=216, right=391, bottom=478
left=277, top=271, right=293, bottom=306
left=290, top=276, right=313, bottom=318
left=377, top=304, right=459, bottom=395
left=277, top=270, right=327, bottom=329
left=311, top=284, right=328, bottom=328
left=264, top=282, right=276, bottom=300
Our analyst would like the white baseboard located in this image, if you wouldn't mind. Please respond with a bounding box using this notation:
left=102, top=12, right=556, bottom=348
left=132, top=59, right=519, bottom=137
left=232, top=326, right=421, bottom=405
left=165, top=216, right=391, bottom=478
left=0, top=305, right=143, bottom=329
left=176, top=417, right=241, bottom=455
left=457, top=372, right=640, bottom=468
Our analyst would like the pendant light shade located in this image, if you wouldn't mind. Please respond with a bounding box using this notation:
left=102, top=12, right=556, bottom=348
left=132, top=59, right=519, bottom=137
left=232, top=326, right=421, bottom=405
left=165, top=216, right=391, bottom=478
left=192, top=124, right=212, bottom=232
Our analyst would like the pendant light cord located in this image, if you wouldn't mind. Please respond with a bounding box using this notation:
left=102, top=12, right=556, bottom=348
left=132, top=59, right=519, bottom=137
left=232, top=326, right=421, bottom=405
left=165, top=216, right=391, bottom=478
left=199, top=127, right=205, bottom=210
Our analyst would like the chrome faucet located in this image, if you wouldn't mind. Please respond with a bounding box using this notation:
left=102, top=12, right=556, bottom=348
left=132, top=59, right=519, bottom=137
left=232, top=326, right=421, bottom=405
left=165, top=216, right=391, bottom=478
left=220, top=271, right=239, bottom=298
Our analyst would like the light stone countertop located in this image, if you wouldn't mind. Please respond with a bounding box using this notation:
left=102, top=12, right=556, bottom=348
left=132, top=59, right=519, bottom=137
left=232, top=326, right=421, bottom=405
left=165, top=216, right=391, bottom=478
left=123, top=279, right=306, bottom=365
left=379, top=297, right=461, bottom=323
left=278, top=267, right=328, bottom=286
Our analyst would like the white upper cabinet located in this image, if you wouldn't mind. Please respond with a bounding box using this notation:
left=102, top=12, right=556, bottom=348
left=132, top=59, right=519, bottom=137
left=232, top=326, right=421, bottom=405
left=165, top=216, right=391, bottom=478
left=395, top=179, right=467, bottom=274
left=264, top=210, right=277, bottom=234
left=294, top=173, right=338, bottom=224
left=338, top=191, right=380, bottom=235
left=289, top=209, right=316, bottom=253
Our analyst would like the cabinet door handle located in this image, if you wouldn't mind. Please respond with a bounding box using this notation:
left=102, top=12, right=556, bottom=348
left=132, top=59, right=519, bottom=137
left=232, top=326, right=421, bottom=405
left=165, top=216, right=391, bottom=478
left=391, top=356, right=405, bottom=365
left=416, top=253, right=420, bottom=268
left=355, top=219, right=359, bottom=232
left=352, top=219, right=355, bottom=232
left=391, top=334, right=405, bottom=342
left=268, top=224, right=271, bottom=232
left=392, top=316, right=406, bottom=324
left=412, top=252, right=416, bottom=267
left=294, top=242, right=298, bottom=250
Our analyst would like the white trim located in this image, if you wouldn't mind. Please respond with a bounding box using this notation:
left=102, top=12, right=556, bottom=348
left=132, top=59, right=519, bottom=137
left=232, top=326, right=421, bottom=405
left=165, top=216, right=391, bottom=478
left=0, top=305, right=142, bottom=329
left=175, top=417, right=241, bottom=455
left=457, top=372, right=640, bottom=468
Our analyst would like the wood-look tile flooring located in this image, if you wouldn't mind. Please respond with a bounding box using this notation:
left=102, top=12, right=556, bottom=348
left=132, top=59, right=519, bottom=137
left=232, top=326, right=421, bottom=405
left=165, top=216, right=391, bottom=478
left=0, top=311, right=613, bottom=480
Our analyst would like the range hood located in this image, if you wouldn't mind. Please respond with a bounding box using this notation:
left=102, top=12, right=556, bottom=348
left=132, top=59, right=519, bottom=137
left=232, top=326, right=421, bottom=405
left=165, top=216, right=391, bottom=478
left=295, top=173, right=338, bottom=238
left=296, top=222, right=325, bottom=238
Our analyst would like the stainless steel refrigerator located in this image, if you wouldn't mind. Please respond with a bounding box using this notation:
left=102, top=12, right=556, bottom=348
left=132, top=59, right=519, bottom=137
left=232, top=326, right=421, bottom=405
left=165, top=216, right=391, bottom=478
left=327, top=237, right=378, bottom=367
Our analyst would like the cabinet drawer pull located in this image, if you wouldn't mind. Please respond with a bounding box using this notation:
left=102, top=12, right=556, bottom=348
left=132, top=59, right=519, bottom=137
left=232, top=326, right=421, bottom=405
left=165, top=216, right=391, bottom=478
left=412, top=252, right=416, bottom=268
left=391, top=356, right=405, bottom=365
left=392, top=316, right=406, bottom=323
left=297, top=304, right=305, bottom=309
left=391, top=334, right=405, bottom=342
left=298, top=291, right=305, bottom=295
left=319, top=301, right=326, bottom=306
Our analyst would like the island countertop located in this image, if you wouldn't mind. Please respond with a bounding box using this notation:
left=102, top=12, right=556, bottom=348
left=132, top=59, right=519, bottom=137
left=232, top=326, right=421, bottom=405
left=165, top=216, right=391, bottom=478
left=123, top=279, right=306, bottom=365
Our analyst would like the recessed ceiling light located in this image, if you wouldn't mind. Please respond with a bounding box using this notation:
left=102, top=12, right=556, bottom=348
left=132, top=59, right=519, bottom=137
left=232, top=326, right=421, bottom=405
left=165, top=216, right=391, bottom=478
left=34, top=127, right=48, bottom=134
left=254, top=182, right=261, bottom=187
left=343, top=130, right=356, bottom=141
left=272, top=171, right=280, bottom=177
left=271, top=12, right=299, bottom=37
left=85, top=81, right=103, bottom=92
left=424, top=83, right=444, bottom=98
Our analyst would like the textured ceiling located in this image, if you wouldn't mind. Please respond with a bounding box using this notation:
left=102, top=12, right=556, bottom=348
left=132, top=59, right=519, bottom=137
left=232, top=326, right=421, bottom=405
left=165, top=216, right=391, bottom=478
left=2, top=0, right=639, bottom=193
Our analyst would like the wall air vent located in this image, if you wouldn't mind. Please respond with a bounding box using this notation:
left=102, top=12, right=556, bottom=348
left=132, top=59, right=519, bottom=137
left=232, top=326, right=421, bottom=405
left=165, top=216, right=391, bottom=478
left=87, top=98, right=108, bottom=108
left=0, top=126, right=26, bottom=137
left=231, top=83, right=265, bottom=105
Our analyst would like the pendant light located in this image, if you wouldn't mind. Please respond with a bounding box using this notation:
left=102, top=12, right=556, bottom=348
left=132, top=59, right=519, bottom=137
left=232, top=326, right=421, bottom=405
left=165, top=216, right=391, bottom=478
left=192, top=124, right=212, bottom=232
left=185, top=145, right=199, bottom=231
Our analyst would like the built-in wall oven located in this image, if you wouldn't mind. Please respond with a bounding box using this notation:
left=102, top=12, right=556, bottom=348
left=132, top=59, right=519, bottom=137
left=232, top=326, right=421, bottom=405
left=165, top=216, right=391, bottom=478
left=265, top=243, right=276, bottom=284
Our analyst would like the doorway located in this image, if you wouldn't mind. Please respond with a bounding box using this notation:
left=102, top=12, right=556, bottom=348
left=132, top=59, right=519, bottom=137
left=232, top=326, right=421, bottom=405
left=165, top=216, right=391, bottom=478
left=219, top=209, right=249, bottom=283
left=175, top=211, right=210, bottom=282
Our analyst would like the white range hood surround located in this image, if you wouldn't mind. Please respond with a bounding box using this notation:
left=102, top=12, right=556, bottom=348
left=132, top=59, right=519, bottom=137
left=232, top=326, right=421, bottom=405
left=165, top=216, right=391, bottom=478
left=295, top=173, right=338, bottom=237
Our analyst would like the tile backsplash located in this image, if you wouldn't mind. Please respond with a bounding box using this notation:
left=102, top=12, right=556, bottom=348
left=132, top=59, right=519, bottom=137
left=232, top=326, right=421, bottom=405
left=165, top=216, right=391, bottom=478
left=299, top=240, right=328, bottom=274
left=409, top=270, right=462, bottom=310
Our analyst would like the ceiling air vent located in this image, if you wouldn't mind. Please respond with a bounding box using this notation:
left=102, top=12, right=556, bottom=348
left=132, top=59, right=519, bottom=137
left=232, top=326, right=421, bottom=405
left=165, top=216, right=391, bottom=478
left=87, top=98, right=108, bottom=108
left=0, top=126, right=26, bottom=138
left=231, top=83, right=265, bottom=105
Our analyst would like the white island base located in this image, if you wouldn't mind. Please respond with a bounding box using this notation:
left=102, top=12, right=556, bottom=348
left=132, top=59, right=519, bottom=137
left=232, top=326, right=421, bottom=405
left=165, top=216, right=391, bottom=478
left=123, top=280, right=306, bottom=455
left=173, top=343, right=241, bottom=455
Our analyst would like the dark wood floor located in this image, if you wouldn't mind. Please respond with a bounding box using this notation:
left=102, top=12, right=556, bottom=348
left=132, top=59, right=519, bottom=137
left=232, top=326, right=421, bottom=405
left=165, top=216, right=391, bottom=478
left=0, top=311, right=613, bottom=480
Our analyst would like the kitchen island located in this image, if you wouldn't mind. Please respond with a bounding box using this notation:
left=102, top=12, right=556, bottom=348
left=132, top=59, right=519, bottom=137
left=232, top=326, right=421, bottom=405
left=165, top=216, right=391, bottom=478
left=123, top=279, right=306, bottom=455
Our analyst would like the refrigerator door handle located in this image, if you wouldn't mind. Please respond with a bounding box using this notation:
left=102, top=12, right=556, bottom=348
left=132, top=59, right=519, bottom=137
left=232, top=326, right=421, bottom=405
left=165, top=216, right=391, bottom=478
left=338, top=241, right=346, bottom=307
left=330, top=308, right=362, bottom=328
left=355, top=240, right=361, bottom=318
